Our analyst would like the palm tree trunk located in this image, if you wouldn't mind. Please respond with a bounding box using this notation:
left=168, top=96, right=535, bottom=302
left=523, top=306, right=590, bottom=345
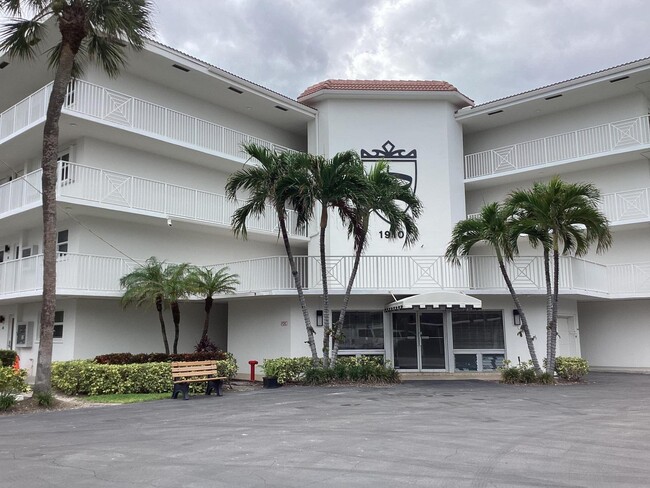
left=171, top=301, right=181, bottom=354
left=278, top=214, right=319, bottom=364
left=543, top=247, right=553, bottom=373
left=330, top=228, right=366, bottom=366
left=202, top=296, right=213, bottom=340
left=548, top=241, right=561, bottom=373
left=156, top=297, right=170, bottom=354
left=34, top=43, right=78, bottom=394
left=496, top=254, right=541, bottom=372
left=319, top=207, right=331, bottom=368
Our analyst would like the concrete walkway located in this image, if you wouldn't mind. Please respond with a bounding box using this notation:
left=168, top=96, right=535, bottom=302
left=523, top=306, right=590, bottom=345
left=1, top=372, right=649, bottom=487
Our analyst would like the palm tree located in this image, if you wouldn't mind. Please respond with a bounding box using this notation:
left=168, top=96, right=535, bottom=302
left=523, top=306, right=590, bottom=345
left=186, top=266, right=239, bottom=342
left=445, top=202, right=542, bottom=372
left=120, top=257, right=170, bottom=354
left=225, top=143, right=320, bottom=363
left=308, top=151, right=367, bottom=367
left=162, top=263, right=191, bottom=355
left=0, top=0, right=154, bottom=393
left=508, top=176, right=612, bottom=373
left=330, top=160, right=422, bottom=364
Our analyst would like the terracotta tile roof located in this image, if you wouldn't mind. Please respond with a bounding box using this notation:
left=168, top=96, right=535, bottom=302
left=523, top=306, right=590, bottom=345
left=298, top=79, right=462, bottom=100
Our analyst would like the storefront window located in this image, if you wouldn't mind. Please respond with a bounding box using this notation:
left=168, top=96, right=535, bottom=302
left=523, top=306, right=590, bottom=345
left=333, top=311, right=384, bottom=350
left=452, top=311, right=505, bottom=372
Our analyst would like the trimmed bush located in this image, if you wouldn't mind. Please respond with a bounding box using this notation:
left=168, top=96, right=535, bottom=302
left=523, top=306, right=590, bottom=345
left=0, top=366, right=29, bottom=394
left=0, top=350, right=17, bottom=367
left=0, top=393, right=17, bottom=411
left=555, top=356, right=589, bottom=381
left=52, top=355, right=238, bottom=396
left=94, top=351, right=228, bottom=365
left=262, top=357, right=313, bottom=384
left=500, top=360, right=552, bottom=385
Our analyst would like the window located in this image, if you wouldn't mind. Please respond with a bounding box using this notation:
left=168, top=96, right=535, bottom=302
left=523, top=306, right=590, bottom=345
left=57, top=230, right=69, bottom=254
left=332, top=311, right=384, bottom=350
left=59, top=152, right=73, bottom=183
left=452, top=311, right=505, bottom=372
left=452, top=311, right=504, bottom=349
left=53, top=311, right=64, bottom=340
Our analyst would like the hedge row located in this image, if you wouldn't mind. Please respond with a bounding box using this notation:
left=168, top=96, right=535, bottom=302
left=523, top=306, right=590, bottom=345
left=52, top=357, right=238, bottom=395
left=0, top=366, right=29, bottom=394
left=0, top=350, right=17, bottom=368
left=262, top=356, right=400, bottom=385
left=94, top=351, right=229, bottom=365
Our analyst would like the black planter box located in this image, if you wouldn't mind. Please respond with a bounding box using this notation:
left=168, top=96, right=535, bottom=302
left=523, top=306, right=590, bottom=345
left=262, top=376, right=281, bottom=389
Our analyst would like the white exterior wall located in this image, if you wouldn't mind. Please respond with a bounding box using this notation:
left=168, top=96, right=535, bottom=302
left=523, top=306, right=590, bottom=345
left=578, top=299, right=650, bottom=369
left=310, top=97, right=466, bottom=256
left=464, top=92, right=648, bottom=153
left=84, top=68, right=305, bottom=151
left=74, top=298, right=208, bottom=358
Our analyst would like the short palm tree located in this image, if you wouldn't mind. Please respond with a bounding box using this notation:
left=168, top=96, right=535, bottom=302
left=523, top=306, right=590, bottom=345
left=445, top=202, right=542, bottom=372
left=1, top=0, right=154, bottom=393
left=225, top=143, right=319, bottom=363
left=308, top=150, right=367, bottom=367
left=186, top=266, right=239, bottom=342
left=163, top=263, right=191, bottom=355
left=120, top=257, right=170, bottom=355
left=508, top=176, right=612, bottom=373
left=330, top=160, right=422, bottom=363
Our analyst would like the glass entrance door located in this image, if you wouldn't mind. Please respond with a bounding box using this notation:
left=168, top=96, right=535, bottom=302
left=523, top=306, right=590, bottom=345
left=392, top=312, right=446, bottom=371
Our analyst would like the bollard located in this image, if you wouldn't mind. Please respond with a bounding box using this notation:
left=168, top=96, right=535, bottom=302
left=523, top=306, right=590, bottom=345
left=248, top=360, right=259, bottom=382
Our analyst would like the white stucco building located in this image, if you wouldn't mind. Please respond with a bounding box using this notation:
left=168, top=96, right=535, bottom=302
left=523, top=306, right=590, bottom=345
left=1, top=36, right=649, bottom=376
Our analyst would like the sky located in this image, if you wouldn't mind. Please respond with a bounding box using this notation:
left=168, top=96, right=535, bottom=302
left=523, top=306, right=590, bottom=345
left=150, top=0, right=650, bottom=104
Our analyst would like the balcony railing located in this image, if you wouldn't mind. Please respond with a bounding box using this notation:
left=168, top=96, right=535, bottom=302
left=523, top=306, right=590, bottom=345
left=0, top=162, right=307, bottom=237
left=464, top=115, right=650, bottom=179
left=2, top=253, right=644, bottom=300
left=467, top=186, right=650, bottom=226
left=0, top=80, right=296, bottom=159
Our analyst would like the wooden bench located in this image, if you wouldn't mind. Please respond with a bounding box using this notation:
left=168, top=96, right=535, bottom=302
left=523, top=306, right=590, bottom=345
left=171, top=360, right=226, bottom=400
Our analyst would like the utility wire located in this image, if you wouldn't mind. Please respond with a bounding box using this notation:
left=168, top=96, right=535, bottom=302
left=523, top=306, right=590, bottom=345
left=0, top=157, right=143, bottom=267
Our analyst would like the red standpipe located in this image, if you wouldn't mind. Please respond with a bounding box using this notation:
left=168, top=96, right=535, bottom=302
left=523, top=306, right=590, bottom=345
left=248, top=360, right=259, bottom=382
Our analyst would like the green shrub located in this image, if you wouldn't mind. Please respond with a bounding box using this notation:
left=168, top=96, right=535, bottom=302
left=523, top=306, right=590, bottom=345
left=52, top=355, right=238, bottom=396
left=0, top=366, right=29, bottom=394
left=35, top=391, right=54, bottom=407
left=262, top=357, right=313, bottom=384
left=304, top=356, right=400, bottom=385
left=94, top=351, right=228, bottom=365
left=500, top=360, right=553, bottom=385
left=555, top=356, right=589, bottom=381
left=0, top=393, right=17, bottom=411
left=0, top=350, right=17, bottom=367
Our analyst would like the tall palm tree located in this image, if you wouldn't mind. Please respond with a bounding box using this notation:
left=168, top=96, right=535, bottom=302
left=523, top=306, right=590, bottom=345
left=186, top=266, right=239, bottom=342
left=0, top=0, right=154, bottom=393
left=120, top=257, right=170, bottom=354
left=329, top=160, right=422, bottom=363
left=225, top=143, right=320, bottom=363
left=445, top=202, right=542, bottom=372
left=508, top=176, right=612, bottom=373
left=163, top=263, right=191, bottom=355
left=308, top=151, right=367, bottom=367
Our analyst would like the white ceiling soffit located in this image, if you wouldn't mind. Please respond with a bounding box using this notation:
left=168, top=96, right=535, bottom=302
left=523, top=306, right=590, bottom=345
left=385, top=291, right=482, bottom=312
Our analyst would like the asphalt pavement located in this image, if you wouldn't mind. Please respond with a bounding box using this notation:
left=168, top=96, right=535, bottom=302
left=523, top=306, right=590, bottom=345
left=1, top=372, right=649, bottom=487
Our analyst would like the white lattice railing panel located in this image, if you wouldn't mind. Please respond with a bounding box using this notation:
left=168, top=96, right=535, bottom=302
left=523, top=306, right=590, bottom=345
left=465, top=115, right=650, bottom=179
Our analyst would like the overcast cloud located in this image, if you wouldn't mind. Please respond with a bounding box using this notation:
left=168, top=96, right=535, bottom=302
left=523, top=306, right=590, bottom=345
left=150, top=0, right=650, bottom=103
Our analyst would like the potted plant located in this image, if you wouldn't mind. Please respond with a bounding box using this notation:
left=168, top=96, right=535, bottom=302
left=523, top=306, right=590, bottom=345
left=261, top=359, right=283, bottom=389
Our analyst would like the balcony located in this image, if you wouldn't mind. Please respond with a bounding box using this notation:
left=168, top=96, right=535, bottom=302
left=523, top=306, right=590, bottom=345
left=464, top=115, right=650, bottom=180
left=5, top=253, right=645, bottom=301
left=0, top=80, right=296, bottom=161
left=0, top=162, right=307, bottom=238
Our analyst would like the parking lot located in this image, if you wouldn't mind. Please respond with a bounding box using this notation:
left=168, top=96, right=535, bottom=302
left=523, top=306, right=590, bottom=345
left=1, top=372, right=649, bottom=487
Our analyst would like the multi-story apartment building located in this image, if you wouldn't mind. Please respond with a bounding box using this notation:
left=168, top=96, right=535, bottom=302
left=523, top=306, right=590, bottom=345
left=1, top=35, right=648, bottom=376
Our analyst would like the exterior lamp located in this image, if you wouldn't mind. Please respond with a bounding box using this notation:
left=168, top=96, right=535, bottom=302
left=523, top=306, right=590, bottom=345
left=316, top=310, right=323, bottom=327
left=513, top=309, right=521, bottom=327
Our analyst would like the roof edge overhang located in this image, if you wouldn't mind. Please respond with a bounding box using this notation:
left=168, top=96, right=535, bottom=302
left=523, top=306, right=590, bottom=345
left=299, top=88, right=473, bottom=109
left=384, top=291, right=482, bottom=312
left=144, top=39, right=317, bottom=119
left=456, top=56, right=650, bottom=120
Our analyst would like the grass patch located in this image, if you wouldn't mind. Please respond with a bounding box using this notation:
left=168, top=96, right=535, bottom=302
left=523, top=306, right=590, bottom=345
left=85, top=393, right=170, bottom=404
